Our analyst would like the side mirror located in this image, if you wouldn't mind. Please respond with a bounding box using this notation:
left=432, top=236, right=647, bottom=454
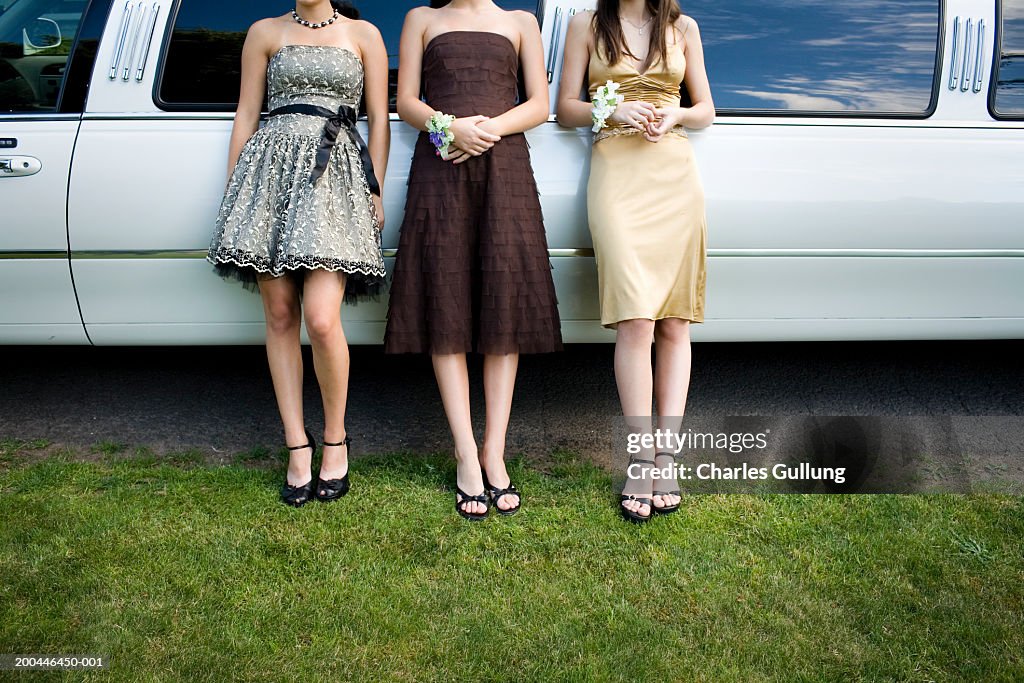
left=23, top=17, right=62, bottom=56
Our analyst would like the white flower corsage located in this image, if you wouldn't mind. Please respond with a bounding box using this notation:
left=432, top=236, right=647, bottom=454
left=591, top=80, right=624, bottom=133
left=426, top=111, right=456, bottom=157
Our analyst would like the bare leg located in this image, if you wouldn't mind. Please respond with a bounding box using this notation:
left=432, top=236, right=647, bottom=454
left=614, top=318, right=657, bottom=517
left=653, top=318, right=691, bottom=509
left=302, top=270, right=350, bottom=485
left=259, top=275, right=309, bottom=486
left=432, top=353, right=486, bottom=516
left=480, top=352, right=520, bottom=511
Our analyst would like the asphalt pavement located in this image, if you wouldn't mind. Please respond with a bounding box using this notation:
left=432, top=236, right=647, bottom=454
left=1, top=341, right=1022, bottom=463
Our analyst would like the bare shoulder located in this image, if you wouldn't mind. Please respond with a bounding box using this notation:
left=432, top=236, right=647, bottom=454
left=247, top=17, right=279, bottom=40
left=350, top=18, right=383, bottom=42
left=569, top=8, right=594, bottom=28
left=567, top=8, right=595, bottom=41
left=676, top=14, right=701, bottom=37
left=245, top=17, right=280, bottom=53
left=510, top=8, right=540, bottom=31
left=404, top=5, right=433, bottom=25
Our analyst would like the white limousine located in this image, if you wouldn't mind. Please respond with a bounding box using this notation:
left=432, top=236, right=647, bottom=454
left=1, top=0, right=1022, bottom=345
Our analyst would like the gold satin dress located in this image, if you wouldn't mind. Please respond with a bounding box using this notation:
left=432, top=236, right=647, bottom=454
left=587, top=39, right=707, bottom=328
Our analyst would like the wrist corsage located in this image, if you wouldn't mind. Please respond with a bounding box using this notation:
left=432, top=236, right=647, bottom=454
left=591, top=80, right=624, bottom=133
left=426, top=111, right=456, bottom=157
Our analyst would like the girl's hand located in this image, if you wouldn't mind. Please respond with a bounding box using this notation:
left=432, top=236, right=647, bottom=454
left=450, top=115, right=502, bottom=156
left=372, top=194, right=385, bottom=231
left=644, top=107, right=684, bottom=143
left=610, top=101, right=658, bottom=131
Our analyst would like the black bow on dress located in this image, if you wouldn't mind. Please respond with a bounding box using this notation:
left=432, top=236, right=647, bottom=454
left=268, top=103, right=381, bottom=196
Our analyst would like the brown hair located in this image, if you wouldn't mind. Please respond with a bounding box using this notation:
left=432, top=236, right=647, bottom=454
left=593, top=0, right=682, bottom=72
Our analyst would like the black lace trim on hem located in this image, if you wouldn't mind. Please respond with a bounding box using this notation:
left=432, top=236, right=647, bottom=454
left=208, top=248, right=387, bottom=303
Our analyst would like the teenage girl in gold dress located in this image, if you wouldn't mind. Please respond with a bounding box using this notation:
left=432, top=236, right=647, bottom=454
left=557, top=0, right=714, bottom=522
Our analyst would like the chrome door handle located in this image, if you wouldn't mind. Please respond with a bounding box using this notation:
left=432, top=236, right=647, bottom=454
left=547, top=6, right=563, bottom=83
left=972, top=19, right=986, bottom=92
left=948, top=16, right=961, bottom=90
left=122, top=1, right=146, bottom=81
left=960, top=18, right=974, bottom=92
left=135, top=3, right=161, bottom=81
left=109, top=1, right=134, bottom=79
left=0, top=156, right=42, bottom=177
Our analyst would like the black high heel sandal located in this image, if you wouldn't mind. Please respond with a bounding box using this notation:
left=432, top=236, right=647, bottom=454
left=620, top=456, right=654, bottom=524
left=455, top=485, right=490, bottom=522
left=652, top=452, right=681, bottom=515
left=482, top=471, right=521, bottom=516
left=316, top=435, right=351, bottom=502
left=281, top=429, right=316, bottom=507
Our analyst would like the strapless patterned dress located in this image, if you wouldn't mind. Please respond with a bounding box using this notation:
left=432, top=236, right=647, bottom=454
left=207, top=44, right=385, bottom=298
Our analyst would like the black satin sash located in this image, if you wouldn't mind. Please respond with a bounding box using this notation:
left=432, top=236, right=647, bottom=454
left=268, top=103, right=380, bottom=196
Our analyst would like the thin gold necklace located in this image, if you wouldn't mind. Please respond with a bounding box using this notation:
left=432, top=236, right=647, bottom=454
left=620, top=13, right=653, bottom=37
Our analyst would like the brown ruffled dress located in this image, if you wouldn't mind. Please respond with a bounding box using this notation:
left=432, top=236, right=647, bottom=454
left=383, top=31, right=562, bottom=355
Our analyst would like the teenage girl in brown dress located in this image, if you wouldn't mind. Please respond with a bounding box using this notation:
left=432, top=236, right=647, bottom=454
left=384, top=0, right=562, bottom=520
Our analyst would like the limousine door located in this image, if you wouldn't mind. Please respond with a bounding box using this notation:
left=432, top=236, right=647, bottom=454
left=67, top=0, right=265, bottom=345
left=542, top=0, right=1024, bottom=340
left=0, top=0, right=99, bottom=343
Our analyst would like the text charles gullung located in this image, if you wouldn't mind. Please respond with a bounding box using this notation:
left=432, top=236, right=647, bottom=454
left=624, top=428, right=847, bottom=485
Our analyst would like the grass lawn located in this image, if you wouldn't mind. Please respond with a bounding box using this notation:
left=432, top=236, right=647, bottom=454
left=0, top=439, right=1022, bottom=682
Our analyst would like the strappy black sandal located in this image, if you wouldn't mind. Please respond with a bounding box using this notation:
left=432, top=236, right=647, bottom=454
left=316, top=435, right=351, bottom=502
left=620, top=456, right=654, bottom=524
left=455, top=485, right=490, bottom=522
left=652, top=452, right=682, bottom=515
left=281, top=429, right=316, bottom=508
left=482, top=471, right=521, bottom=516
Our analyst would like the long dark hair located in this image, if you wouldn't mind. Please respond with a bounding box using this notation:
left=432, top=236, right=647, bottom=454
left=594, top=0, right=681, bottom=71
left=330, top=0, right=360, bottom=19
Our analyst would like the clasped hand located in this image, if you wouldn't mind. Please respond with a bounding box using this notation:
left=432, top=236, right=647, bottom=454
left=610, top=101, right=684, bottom=143
left=443, top=115, right=501, bottom=165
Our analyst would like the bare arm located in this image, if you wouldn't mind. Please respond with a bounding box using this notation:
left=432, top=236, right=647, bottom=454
left=394, top=8, right=435, bottom=132
left=478, top=12, right=549, bottom=136
left=226, top=21, right=272, bottom=180
left=555, top=11, right=594, bottom=128
left=356, top=20, right=390, bottom=226
left=556, top=11, right=657, bottom=131
left=649, top=17, right=715, bottom=138
left=396, top=8, right=499, bottom=163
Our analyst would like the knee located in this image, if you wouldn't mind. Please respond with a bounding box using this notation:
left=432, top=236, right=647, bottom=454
left=304, top=309, right=341, bottom=346
left=655, top=318, right=691, bottom=345
left=265, top=299, right=300, bottom=336
left=617, top=319, right=656, bottom=346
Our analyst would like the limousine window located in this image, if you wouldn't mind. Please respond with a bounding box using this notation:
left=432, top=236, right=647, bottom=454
left=687, top=0, right=941, bottom=116
left=0, top=0, right=87, bottom=113
left=993, top=0, right=1024, bottom=118
left=157, top=0, right=538, bottom=112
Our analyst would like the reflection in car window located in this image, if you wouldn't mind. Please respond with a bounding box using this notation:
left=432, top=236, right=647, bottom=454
left=0, top=0, right=86, bottom=112
left=994, top=0, right=1024, bottom=117
left=158, top=1, right=538, bottom=111
left=687, top=0, right=940, bottom=115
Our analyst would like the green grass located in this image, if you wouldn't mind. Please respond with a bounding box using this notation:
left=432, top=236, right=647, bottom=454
left=0, top=440, right=1022, bottom=682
